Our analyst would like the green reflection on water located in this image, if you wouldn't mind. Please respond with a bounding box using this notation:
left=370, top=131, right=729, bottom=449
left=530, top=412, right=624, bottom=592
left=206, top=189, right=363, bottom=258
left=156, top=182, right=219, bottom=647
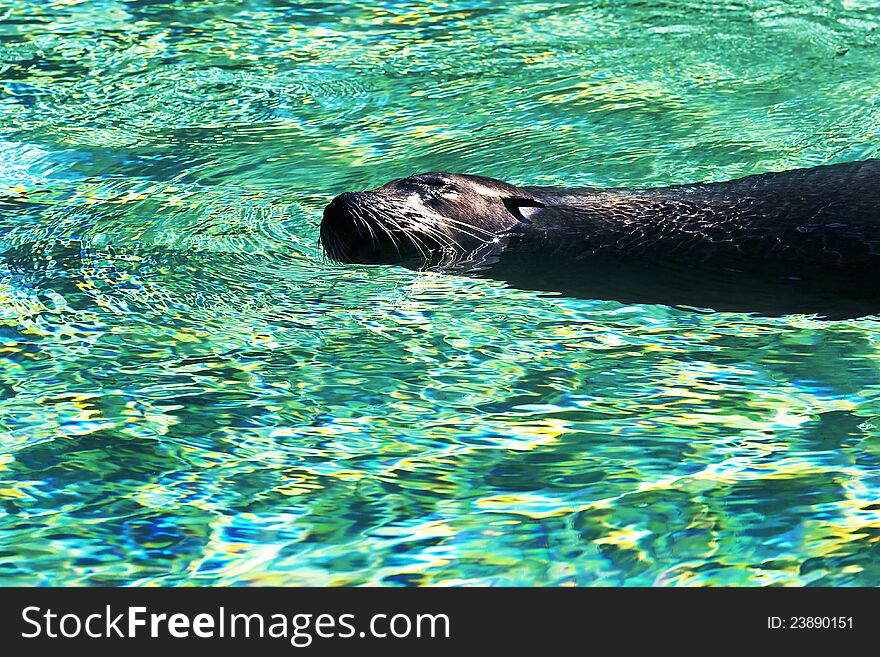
left=0, top=0, right=879, bottom=586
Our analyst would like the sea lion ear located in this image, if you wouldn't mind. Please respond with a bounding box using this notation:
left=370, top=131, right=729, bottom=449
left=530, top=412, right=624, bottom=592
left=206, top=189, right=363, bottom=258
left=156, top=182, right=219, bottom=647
left=503, top=197, right=545, bottom=224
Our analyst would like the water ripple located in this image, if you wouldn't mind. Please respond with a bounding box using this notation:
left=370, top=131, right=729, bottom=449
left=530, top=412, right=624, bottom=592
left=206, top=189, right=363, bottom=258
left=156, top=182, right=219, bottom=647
left=0, top=0, right=879, bottom=586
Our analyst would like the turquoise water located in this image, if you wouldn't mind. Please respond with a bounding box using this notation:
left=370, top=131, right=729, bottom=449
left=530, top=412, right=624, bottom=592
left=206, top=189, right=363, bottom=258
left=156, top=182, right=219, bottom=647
left=1, top=0, right=879, bottom=586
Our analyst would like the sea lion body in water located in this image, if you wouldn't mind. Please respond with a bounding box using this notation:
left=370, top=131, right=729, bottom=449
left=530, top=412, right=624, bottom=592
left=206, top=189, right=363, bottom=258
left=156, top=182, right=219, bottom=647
left=320, top=160, right=880, bottom=317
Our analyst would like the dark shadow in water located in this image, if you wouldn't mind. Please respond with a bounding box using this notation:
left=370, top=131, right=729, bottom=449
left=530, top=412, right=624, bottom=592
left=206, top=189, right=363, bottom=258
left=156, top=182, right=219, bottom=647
left=467, top=247, right=880, bottom=320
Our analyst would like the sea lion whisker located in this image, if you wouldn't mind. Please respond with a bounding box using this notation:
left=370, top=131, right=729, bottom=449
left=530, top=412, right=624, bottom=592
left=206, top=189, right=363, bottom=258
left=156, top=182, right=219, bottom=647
left=419, top=220, right=484, bottom=247
left=361, top=206, right=408, bottom=260
left=402, top=219, right=458, bottom=250
left=420, top=213, right=496, bottom=242
left=386, top=215, right=430, bottom=261
left=366, top=207, right=404, bottom=254
left=364, top=215, right=381, bottom=247
left=328, top=232, right=347, bottom=261
left=438, top=216, right=498, bottom=239
left=408, top=232, right=432, bottom=265
left=398, top=213, right=467, bottom=248
left=376, top=219, right=405, bottom=258
left=384, top=212, right=436, bottom=262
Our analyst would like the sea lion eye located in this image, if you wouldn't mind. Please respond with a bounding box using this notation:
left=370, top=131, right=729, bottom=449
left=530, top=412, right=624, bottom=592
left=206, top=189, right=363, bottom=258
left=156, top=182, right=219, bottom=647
left=414, top=174, right=450, bottom=188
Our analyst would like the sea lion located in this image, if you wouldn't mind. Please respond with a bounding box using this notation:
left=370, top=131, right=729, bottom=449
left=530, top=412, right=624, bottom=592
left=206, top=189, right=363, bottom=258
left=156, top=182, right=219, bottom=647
left=320, top=160, right=880, bottom=317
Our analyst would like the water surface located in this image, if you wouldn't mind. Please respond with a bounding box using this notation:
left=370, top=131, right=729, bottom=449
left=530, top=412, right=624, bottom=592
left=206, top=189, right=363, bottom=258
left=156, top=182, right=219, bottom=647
left=1, top=0, right=879, bottom=586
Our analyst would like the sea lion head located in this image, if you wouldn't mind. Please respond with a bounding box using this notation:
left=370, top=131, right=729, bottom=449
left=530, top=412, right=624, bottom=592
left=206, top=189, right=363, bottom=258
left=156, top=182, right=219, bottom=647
left=320, top=172, right=544, bottom=268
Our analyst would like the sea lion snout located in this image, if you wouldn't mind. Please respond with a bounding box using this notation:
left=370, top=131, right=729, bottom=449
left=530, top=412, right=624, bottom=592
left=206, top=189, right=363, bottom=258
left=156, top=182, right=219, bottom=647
left=320, top=173, right=529, bottom=267
left=320, top=191, right=377, bottom=264
left=321, top=188, right=441, bottom=265
left=323, top=191, right=367, bottom=220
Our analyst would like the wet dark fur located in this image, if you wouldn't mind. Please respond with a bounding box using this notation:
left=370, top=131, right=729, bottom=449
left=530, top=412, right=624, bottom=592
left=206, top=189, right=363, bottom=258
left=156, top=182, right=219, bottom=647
left=320, top=161, right=880, bottom=317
